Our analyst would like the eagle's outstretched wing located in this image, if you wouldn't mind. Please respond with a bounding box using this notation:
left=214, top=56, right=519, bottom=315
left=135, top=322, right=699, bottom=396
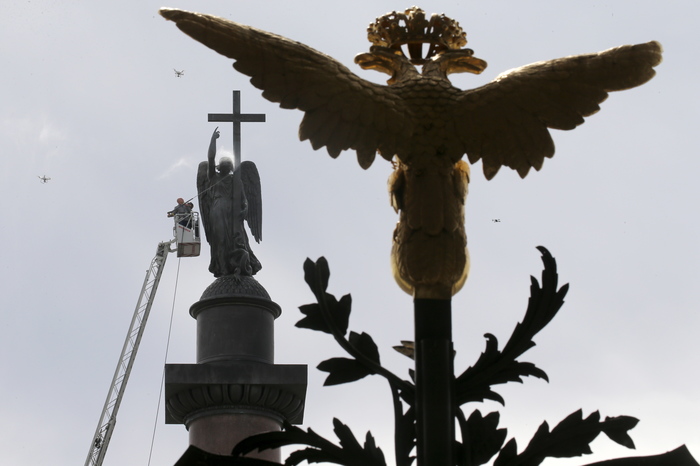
left=160, top=8, right=411, bottom=169
left=239, top=161, right=262, bottom=243
left=455, top=41, right=662, bottom=179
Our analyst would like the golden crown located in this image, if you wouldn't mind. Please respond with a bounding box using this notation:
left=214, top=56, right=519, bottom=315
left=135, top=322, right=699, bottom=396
left=367, top=7, right=469, bottom=65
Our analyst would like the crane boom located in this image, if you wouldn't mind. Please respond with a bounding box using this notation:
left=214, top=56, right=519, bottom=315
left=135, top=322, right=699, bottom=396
left=84, top=241, right=174, bottom=466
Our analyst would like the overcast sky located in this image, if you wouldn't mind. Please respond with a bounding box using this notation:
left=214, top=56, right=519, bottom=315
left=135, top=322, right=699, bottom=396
left=1, top=1, right=698, bottom=465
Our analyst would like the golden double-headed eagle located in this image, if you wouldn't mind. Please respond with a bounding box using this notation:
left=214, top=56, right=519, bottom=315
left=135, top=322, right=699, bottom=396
left=161, top=7, right=662, bottom=299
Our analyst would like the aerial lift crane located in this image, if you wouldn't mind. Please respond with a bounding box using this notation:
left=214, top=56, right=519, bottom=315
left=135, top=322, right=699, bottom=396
left=84, top=212, right=200, bottom=466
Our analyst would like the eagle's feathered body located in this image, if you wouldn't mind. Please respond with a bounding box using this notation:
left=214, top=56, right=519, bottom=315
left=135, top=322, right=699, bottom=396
left=390, top=156, right=471, bottom=298
left=161, top=8, right=662, bottom=299
left=383, top=76, right=473, bottom=298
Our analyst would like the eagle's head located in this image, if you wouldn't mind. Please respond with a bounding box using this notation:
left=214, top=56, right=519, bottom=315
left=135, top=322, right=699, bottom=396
left=355, top=46, right=487, bottom=85
left=355, top=46, right=419, bottom=85
left=423, top=49, right=487, bottom=80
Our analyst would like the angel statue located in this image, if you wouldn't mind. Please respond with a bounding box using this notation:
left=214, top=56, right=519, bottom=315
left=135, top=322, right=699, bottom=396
left=162, top=7, right=662, bottom=299
left=197, top=128, right=262, bottom=278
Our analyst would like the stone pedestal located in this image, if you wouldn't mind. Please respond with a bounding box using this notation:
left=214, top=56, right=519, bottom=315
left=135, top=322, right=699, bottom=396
left=165, top=276, right=307, bottom=460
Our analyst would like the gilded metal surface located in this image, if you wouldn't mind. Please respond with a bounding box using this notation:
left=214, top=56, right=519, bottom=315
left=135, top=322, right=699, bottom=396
left=161, top=7, right=662, bottom=298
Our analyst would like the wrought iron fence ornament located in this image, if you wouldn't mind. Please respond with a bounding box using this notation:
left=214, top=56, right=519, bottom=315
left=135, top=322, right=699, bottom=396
left=174, top=248, right=698, bottom=466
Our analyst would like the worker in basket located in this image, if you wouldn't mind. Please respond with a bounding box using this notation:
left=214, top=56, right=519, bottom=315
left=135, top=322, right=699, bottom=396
left=167, top=197, right=192, bottom=228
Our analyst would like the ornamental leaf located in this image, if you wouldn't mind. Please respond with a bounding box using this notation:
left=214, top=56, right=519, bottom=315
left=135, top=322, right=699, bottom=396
left=456, top=333, right=548, bottom=405
left=303, top=257, right=330, bottom=293
left=287, top=448, right=340, bottom=466
left=297, top=292, right=351, bottom=336
left=395, top=406, right=416, bottom=466
left=296, top=303, right=326, bottom=333
left=318, top=357, right=372, bottom=385
left=601, top=415, right=638, bottom=449
left=348, top=331, right=381, bottom=364
left=581, top=445, right=699, bottom=466
left=174, top=444, right=280, bottom=466
left=332, top=419, right=386, bottom=466
left=493, top=410, right=639, bottom=466
left=459, top=410, right=508, bottom=466
left=333, top=418, right=364, bottom=455
left=494, top=438, right=518, bottom=466
left=231, top=420, right=387, bottom=466
left=457, top=247, right=567, bottom=405
left=362, top=431, right=386, bottom=466
left=232, top=423, right=338, bottom=458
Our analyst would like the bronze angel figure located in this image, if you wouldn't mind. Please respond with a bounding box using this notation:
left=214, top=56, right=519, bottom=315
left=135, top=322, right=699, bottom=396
left=197, top=128, right=263, bottom=278
left=163, top=7, right=662, bottom=299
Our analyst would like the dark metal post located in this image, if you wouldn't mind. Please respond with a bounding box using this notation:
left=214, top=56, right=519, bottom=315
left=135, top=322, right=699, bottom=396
left=414, top=298, right=454, bottom=466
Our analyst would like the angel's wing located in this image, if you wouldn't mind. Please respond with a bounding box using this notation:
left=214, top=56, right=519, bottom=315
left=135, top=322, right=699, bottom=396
left=455, top=41, right=662, bottom=179
left=196, top=161, right=212, bottom=240
left=160, top=9, right=411, bottom=169
left=240, top=161, right=262, bottom=243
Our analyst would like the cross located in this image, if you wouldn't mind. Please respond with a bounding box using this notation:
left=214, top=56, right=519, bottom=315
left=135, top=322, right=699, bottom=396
left=208, top=91, right=266, bottom=247
left=208, top=90, right=266, bottom=169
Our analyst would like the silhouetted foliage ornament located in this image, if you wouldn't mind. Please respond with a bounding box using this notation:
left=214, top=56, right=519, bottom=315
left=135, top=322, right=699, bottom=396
left=297, top=258, right=351, bottom=335
left=173, top=248, right=698, bottom=466
left=456, top=246, right=568, bottom=405
left=318, top=331, right=381, bottom=385
left=174, top=446, right=273, bottom=466
left=493, top=410, right=638, bottom=466
left=174, top=444, right=698, bottom=466
left=583, top=446, right=697, bottom=466
left=231, top=419, right=387, bottom=466
left=456, top=410, right=508, bottom=466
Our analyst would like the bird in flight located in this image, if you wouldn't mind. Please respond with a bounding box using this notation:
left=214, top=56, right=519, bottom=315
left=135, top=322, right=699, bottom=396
left=174, top=69, right=185, bottom=77
left=161, top=7, right=662, bottom=299
left=38, top=175, right=51, bottom=184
